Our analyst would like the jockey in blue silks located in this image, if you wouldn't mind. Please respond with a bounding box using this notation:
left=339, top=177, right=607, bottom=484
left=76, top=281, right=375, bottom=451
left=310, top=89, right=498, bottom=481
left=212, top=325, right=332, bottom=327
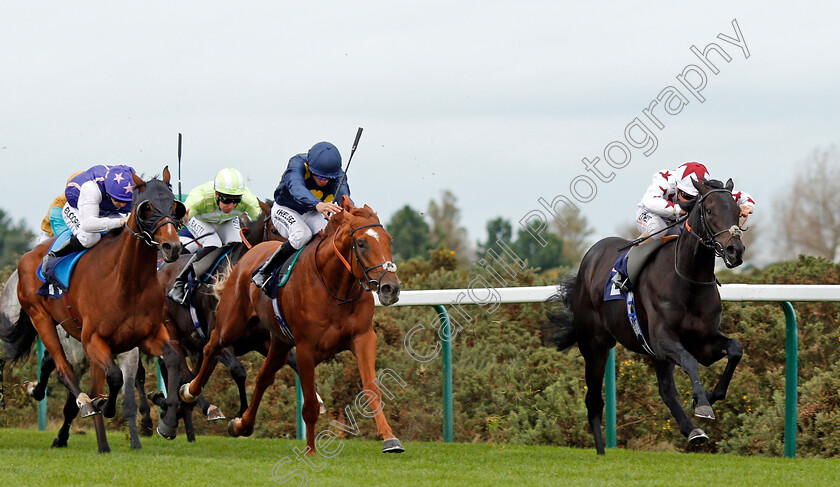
left=251, top=141, right=351, bottom=289
left=41, top=164, right=136, bottom=268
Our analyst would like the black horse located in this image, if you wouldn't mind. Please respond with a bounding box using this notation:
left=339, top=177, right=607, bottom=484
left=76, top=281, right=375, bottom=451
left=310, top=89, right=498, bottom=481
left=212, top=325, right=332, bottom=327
left=545, top=178, right=745, bottom=454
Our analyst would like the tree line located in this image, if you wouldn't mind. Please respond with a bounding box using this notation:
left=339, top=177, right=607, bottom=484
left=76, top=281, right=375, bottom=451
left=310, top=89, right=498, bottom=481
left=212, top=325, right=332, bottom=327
left=2, top=145, right=840, bottom=279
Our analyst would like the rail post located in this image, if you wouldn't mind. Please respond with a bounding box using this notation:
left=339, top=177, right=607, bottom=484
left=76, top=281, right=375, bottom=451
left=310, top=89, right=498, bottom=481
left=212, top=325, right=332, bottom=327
left=780, top=302, right=797, bottom=458
left=435, top=305, right=454, bottom=443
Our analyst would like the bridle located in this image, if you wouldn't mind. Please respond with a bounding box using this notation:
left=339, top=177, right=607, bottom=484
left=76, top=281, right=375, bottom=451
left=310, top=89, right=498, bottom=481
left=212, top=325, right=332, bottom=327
left=125, top=181, right=184, bottom=247
left=684, top=188, right=744, bottom=259
left=675, top=187, right=745, bottom=283
left=315, top=220, right=398, bottom=303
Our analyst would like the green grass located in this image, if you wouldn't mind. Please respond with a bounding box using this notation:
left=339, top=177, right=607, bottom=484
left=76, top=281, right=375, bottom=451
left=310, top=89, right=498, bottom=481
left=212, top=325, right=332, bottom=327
left=1, top=428, right=839, bottom=486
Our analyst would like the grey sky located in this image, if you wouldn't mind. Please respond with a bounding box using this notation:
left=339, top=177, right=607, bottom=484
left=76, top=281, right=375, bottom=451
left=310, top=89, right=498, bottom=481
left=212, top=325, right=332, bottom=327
left=2, top=2, right=838, bottom=265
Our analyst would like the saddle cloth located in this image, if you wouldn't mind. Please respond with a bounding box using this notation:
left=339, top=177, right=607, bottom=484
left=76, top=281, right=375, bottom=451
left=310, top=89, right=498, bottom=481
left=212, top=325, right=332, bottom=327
left=36, top=230, right=88, bottom=299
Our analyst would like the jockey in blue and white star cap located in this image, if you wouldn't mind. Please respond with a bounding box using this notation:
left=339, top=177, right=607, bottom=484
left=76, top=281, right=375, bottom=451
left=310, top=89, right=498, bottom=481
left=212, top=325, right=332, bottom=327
left=635, top=161, right=755, bottom=240
left=252, top=141, right=351, bottom=289
left=42, top=164, right=136, bottom=267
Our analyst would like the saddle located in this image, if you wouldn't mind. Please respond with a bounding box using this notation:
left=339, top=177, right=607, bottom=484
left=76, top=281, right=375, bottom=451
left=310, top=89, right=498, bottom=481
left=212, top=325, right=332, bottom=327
left=627, top=236, right=677, bottom=286
left=192, top=245, right=235, bottom=283
left=254, top=246, right=305, bottom=296
left=605, top=235, right=677, bottom=301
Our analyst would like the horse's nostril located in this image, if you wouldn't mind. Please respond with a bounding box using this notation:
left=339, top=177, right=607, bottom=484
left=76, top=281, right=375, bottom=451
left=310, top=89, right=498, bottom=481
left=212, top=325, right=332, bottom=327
left=161, top=242, right=172, bottom=253
left=381, top=284, right=392, bottom=295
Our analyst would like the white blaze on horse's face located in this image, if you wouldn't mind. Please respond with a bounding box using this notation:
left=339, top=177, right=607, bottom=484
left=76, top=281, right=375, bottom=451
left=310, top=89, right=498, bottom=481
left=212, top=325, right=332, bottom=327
left=365, top=228, right=380, bottom=242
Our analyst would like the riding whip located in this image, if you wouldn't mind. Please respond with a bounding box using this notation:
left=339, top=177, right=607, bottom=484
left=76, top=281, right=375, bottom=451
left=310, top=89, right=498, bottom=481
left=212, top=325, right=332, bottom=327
left=177, top=133, right=183, bottom=201
left=617, top=214, right=689, bottom=251
left=335, top=127, right=363, bottom=194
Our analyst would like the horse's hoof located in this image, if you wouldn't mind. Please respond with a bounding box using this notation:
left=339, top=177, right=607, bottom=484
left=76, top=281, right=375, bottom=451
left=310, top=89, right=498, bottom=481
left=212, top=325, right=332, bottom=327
left=139, top=420, right=154, bottom=437
left=227, top=418, right=254, bottom=437
left=382, top=438, right=405, bottom=453
left=51, top=438, right=68, bottom=448
left=227, top=418, right=241, bottom=437
left=23, top=381, right=42, bottom=400
left=694, top=405, right=715, bottom=420
left=316, top=392, right=326, bottom=415
left=156, top=422, right=177, bottom=440
left=98, top=446, right=111, bottom=454
left=80, top=402, right=100, bottom=418
left=147, top=391, right=165, bottom=406
left=179, top=383, right=196, bottom=403
left=130, top=441, right=142, bottom=450
left=688, top=428, right=709, bottom=444
left=91, top=397, right=115, bottom=418
left=206, top=405, right=226, bottom=421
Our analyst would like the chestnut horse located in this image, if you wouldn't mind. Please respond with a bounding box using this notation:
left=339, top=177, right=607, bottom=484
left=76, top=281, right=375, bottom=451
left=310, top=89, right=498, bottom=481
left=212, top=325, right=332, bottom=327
left=156, top=200, right=279, bottom=421
left=545, top=178, right=745, bottom=454
left=180, top=196, right=404, bottom=454
left=0, top=168, right=185, bottom=453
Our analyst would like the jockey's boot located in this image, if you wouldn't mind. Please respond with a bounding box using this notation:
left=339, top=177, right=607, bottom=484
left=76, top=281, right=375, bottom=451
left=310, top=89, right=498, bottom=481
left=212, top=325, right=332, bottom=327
left=168, top=246, right=218, bottom=305
left=41, top=235, right=86, bottom=269
left=168, top=253, right=200, bottom=305
left=252, top=241, right=296, bottom=290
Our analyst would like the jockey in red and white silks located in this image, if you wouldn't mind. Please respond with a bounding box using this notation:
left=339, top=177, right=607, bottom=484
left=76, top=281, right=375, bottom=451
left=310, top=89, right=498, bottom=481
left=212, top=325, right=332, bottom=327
left=635, top=162, right=755, bottom=239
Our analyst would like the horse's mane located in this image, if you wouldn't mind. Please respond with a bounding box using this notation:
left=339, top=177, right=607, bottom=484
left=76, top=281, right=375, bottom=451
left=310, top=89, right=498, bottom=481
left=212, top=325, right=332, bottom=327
left=681, top=178, right=729, bottom=214
left=322, top=205, right=379, bottom=236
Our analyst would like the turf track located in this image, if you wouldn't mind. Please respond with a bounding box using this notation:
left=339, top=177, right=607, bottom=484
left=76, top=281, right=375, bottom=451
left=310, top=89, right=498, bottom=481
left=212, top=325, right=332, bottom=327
left=1, top=428, right=838, bottom=486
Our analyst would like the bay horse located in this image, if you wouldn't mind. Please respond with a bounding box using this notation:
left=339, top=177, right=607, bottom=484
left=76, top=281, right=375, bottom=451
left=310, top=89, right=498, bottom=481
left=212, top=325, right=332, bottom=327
left=180, top=196, right=404, bottom=454
left=545, top=178, right=745, bottom=454
left=156, top=200, right=280, bottom=421
left=0, top=168, right=186, bottom=453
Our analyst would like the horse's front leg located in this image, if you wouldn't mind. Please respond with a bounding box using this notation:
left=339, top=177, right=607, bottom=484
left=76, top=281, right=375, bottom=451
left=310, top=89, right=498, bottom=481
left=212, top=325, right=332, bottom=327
left=118, top=349, right=142, bottom=449
left=654, top=331, right=714, bottom=420
left=134, top=359, right=154, bottom=436
left=140, top=326, right=182, bottom=440
left=287, top=348, right=325, bottom=414
left=700, top=335, right=743, bottom=406
left=87, top=365, right=112, bottom=453
left=218, top=347, right=247, bottom=418
left=84, top=333, right=122, bottom=419
left=0, top=357, right=5, bottom=410
left=652, top=359, right=707, bottom=444
left=52, top=389, right=79, bottom=448
left=351, top=329, right=404, bottom=453
left=228, top=336, right=289, bottom=439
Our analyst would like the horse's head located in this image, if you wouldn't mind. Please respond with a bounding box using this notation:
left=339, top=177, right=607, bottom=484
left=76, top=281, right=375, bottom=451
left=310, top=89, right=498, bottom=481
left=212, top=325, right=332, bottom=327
left=688, top=178, right=745, bottom=268
left=241, top=199, right=284, bottom=246
left=328, top=196, right=401, bottom=305
left=130, top=167, right=185, bottom=262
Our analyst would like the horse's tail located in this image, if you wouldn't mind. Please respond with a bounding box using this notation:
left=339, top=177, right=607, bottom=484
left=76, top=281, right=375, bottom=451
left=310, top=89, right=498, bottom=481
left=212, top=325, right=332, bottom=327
left=0, top=270, right=38, bottom=363
left=543, top=273, right=578, bottom=351
left=212, top=266, right=233, bottom=301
